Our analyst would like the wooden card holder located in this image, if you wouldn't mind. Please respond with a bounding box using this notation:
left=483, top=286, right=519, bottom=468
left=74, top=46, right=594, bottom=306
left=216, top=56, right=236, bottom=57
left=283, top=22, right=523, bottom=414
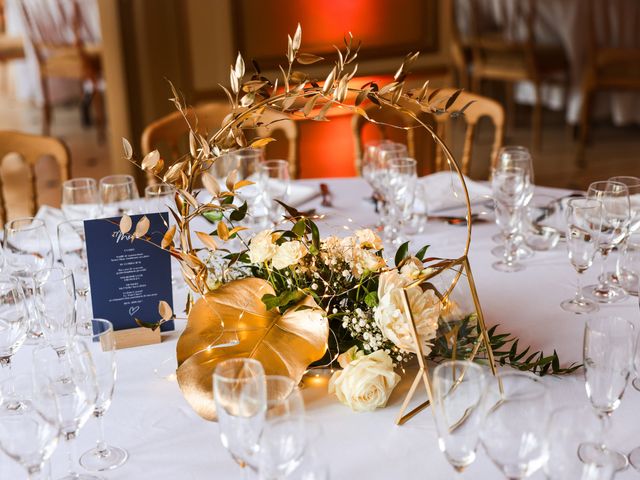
left=112, top=327, right=161, bottom=350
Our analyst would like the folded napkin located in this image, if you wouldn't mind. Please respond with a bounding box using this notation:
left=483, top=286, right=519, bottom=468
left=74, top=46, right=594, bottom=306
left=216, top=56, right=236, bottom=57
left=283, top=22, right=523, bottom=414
left=415, top=171, right=492, bottom=214
left=287, top=183, right=320, bottom=207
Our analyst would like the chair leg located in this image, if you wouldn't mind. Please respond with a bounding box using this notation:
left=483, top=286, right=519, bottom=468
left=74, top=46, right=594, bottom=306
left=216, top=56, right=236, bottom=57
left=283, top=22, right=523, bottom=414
left=40, top=75, right=52, bottom=136
left=532, top=82, right=542, bottom=151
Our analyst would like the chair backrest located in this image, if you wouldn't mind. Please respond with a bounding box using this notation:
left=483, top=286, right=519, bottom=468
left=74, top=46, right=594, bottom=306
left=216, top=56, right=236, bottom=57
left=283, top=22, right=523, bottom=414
left=0, top=130, right=71, bottom=221
left=255, top=108, right=299, bottom=178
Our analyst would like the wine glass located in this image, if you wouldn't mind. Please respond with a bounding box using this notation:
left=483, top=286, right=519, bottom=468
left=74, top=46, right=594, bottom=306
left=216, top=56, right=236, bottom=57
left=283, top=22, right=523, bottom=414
left=561, top=198, right=603, bottom=314
left=431, top=360, right=486, bottom=473
left=4, top=217, right=54, bottom=340
left=57, top=220, right=91, bottom=332
left=213, top=358, right=266, bottom=473
left=61, top=178, right=100, bottom=221
left=230, top=148, right=265, bottom=223
left=258, top=160, right=291, bottom=226
left=78, top=319, right=128, bottom=471
left=481, top=371, right=550, bottom=479
left=545, top=405, right=615, bottom=480
left=99, top=174, right=140, bottom=217
left=584, top=181, right=629, bottom=303
left=582, top=316, right=634, bottom=470
left=374, top=142, right=408, bottom=219
left=0, top=374, right=60, bottom=479
left=0, top=277, right=29, bottom=381
left=361, top=139, right=392, bottom=207
left=33, top=342, right=99, bottom=480
left=144, top=183, right=176, bottom=213
left=383, top=157, right=417, bottom=245
left=491, top=166, right=527, bottom=272
left=33, top=267, right=77, bottom=357
left=609, top=176, right=640, bottom=291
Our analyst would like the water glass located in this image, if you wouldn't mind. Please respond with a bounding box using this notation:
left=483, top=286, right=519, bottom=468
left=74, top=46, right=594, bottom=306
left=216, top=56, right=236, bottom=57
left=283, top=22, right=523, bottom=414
left=432, top=360, right=486, bottom=472
left=229, top=148, right=264, bottom=222
left=34, top=267, right=77, bottom=356
left=481, top=371, right=550, bottom=479
left=78, top=319, right=128, bottom=471
left=0, top=277, right=29, bottom=379
left=144, top=183, right=176, bottom=213
left=561, top=198, right=603, bottom=314
left=384, top=157, right=417, bottom=245
left=99, top=174, right=140, bottom=217
left=57, top=220, right=91, bottom=330
left=258, top=160, right=291, bottom=226
left=585, top=181, right=630, bottom=303
left=0, top=374, right=60, bottom=479
left=61, top=178, right=100, bottom=221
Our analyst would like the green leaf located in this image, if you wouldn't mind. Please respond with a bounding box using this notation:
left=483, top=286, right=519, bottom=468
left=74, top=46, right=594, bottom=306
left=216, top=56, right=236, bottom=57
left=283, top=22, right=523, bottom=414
left=135, top=318, right=162, bottom=331
left=364, top=291, right=378, bottom=308
left=415, top=245, right=430, bottom=261
left=292, top=219, right=306, bottom=237
left=229, top=202, right=248, bottom=222
left=394, top=241, right=410, bottom=267
left=202, top=210, right=223, bottom=223
left=309, top=221, right=320, bottom=251
left=261, top=289, right=305, bottom=312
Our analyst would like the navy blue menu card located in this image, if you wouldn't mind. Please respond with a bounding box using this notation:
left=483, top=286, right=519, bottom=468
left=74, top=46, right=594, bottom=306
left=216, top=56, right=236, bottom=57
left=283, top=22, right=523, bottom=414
left=84, top=213, right=174, bottom=332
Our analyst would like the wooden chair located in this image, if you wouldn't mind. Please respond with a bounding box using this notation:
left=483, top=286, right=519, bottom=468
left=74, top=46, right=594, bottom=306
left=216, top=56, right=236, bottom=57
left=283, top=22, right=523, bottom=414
left=351, top=89, right=504, bottom=177
left=578, top=0, right=640, bottom=165
left=464, top=0, right=569, bottom=148
left=142, top=102, right=299, bottom=184
left=19, top=0, right=104, bottom=140
left=0, top=130, right=71, bottom=221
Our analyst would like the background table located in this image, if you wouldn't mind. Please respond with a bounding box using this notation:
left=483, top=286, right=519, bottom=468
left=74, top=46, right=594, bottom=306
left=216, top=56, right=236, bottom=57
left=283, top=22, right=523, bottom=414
left=5, top=177, right=640, bottom=479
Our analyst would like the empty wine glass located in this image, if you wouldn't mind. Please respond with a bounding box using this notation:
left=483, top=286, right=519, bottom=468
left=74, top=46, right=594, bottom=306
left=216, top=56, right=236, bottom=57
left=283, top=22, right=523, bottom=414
left=230, top=148, right=265, bottom=223
left=61, top=178, right=100, bottom=221
left=213, top=358, right=266, bottom=474
left=491, top=166, right=527, bottom=272
left=383, top=157, right=417, bottom=245
left=57, top=220, right=91, bottom=332
left=258, top=160, right=291, bottom=226
left=0, top=374, right=60, bottom=479
left=99, top=174, right=140, bottom=217
left=78, top=319, right=128, bottom=471
left=582, top=316, right=634, bottom=470
left=481, top=371, right=550, bottom=479
left=361, top=139, right=392, bottom=207
left=561, top=198, right=603, bottom=314
left=4, top=217, right=54, bottom=341
left=144, top=183, right=176, bottom=213
left=0, top=277, right=29, bottom=381
left=33, top=342, right=99, bottom=480
left=431, top=360, right=486, bottom=473
left=375, top=142, right=408, bottom=224
left=34, top=267, right=77, bottom=357
left=608, top=176, right=640, bottom=291
left=584, top=181, right=630, bottom=303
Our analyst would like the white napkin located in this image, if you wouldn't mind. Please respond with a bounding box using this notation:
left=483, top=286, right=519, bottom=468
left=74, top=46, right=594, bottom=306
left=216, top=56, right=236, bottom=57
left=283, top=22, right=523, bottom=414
left=415, top=171, right=492, bottom=214
left=35, top=205, right=66, bottom=255
left=287, top=183, right=320, bottom=207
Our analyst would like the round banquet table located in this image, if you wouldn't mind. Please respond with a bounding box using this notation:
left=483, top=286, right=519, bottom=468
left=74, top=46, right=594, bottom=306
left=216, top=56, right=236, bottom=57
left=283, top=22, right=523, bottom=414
left=5, top=177, right=640, bottom=479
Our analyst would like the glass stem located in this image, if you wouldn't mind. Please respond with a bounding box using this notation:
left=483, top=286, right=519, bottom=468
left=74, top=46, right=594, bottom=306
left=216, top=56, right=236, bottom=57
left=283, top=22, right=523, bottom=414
left=27, top=463, right=49, bottom=480
left=575, top=271, right=584, bottom=303
left=65, top=432, right=78, bottom=476
left=95, top=410, right=109, bottom=456
left=504, top=233, right=515, bottom=266
left=599, top=250, right=609, bottom=288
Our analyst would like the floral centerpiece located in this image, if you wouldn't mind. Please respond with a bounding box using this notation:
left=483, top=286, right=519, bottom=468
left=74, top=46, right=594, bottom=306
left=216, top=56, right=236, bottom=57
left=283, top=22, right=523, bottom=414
left=122, top=25, right=578, bottom=419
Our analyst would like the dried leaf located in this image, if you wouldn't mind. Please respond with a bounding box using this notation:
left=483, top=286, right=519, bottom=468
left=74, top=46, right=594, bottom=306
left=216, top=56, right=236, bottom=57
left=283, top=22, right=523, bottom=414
left=122, top=138, right=133, bottom=160
left=196, top=231, right=218, bottom=251
left=282, top=95, right=296, bottom=111
left=159, top=300, right=173, bottom=321
left=141, top=150, right=160, bottom=170
left=250, top=137, right=276, bottom=148
left=313, top=100, right=333, bottom=121
left=161, top=225, right=176, bottom=249
left=228, top=226, right=248, bottom=237
left=119, top=215, right=132, bottom=234
left=134, top=215, right=150, bottom=238
left=322, top=67, right=336, bottom=94
left=189, top=131, right=198, bottom=158
left=445, top=89, right=463, bottom=111
left=296, top=52, right=324, bottom=65
left=303, top=94, right=320, bottom=116
left=242, top=80, right=269, bottom=93
left=180, top=189, right=199, bottom=209
left=234, top=52, right=245, bottom=79
left=217, top=221, right=229, bottom=241
left=226, top=170, right=238, bottom=191
left=233, top=179, right=253, bottom=190
left=230, top=65, right=239, bottom=94
left=292, top=23, right=302, bottom=52
left=201, top=172, right=220, bottom=197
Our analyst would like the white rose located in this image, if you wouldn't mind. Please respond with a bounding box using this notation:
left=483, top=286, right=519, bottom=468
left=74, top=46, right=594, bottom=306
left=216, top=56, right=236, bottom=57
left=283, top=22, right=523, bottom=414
left=354, top=248, right=386, bottom=275
left=272, top=240, right=307, bottom=270
left=355, top=229, right=383, bottom=250
left=400, top=256, right=424, bottom=280
left=375, top=270, right=440, bottom=354
left=248, top=230, right=277, bottom=264
left=328, top=347, right=400, bottom=412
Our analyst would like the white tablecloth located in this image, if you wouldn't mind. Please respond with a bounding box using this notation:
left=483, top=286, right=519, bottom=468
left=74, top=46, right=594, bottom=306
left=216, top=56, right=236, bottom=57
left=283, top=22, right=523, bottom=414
left=6, top=177, right=640, bottom=479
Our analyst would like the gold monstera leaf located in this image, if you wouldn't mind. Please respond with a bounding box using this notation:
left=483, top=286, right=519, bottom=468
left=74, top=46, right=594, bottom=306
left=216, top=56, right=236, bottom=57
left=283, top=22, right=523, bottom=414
left=176, top=277, right=328, bottom=421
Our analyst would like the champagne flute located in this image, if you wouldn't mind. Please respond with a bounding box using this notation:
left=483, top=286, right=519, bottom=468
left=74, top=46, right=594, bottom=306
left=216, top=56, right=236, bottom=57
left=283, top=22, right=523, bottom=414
left=61, top=178, right=100, bottom=221
left=33, top=342, right=99, bottom=480
left=561, top=198, right=603, bottom=314
left=0, top=374, right=60, bottom=480
left=431, top=360, right=486, bottom=473
left=491, top=166, right=527, bottom=272
left=608, top=176, right=640, bottom=291
left=99, top=174, right=140, bottom=217
left=78, top=319, right=128, bottom=471
left=258, top=160, right=291, bottom=226
left=582, top=316, right=634, bottom=471
left=0, top=277, right=29, bottom=381
left=33, top=267, right=77, bottom=357
left=383, top=157, right=417, bottom=245
left=481, top=372, right=550, bottom=479
left=584, top=181, right=629, bottom=303
left=57, top=220, right=91, bottom=332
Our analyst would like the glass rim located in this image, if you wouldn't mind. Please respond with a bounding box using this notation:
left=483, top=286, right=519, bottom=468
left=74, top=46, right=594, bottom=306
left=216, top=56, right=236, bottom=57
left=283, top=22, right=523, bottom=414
left=62, top=177, right=97, bottom=189
left=145, top=183, right=176, bottom=195
left=34, top=266, right=74, bottom=282
left=586, top=315, right=634, bottom=332
left=388, top=157, right=417, bottom=167
left=230, top=147, right=264, bottom=159
left=4, top=217, right=45, bottom=232
left=608, top=175, right=640, bottom=187
left=588, top=180, right=628, bottom=193
left=213, top=358, right=264, bottom=383
left=567, top=197, right=601, bottom=209
left=258, top=159, right=289, bottom=172
left=495, top=371, right=548, bottom=400
left=99, top=174, right=136, bottom=186
left=433, top=359, right=485, bottom=377
left=85, top=318, right=114, bottom=339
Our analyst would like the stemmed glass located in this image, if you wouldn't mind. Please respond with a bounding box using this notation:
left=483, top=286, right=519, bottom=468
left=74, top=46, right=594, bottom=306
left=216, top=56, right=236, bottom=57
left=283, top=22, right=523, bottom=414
left=0, top=374, right=60, bottom=479
left=582, top=316, right=635, bottom=471
left=431, top=360, right=486, bottom=473
left=33, top=342, right=99, bottom=480
left=608, top=176, right=640, bottom=291
left=561, top=198, right=603, bottom=314
left=230, top=148, right=265, bottom=223
left=258, top=160, right=291, bottom=226
left=33, top=267, right=77, bottom=357
left=361, top=139, right=392, bottom=208
left=99, top=174, right=140, bottom=217
left=491, top=166, right=527, bottom=272
left=78, top=319, right=128, bottom=471
left=57, top=220, right=91, bottom=332
left=481, top=371, right=550, bottom=479
left=213, top=358, right=266, bottom=475
left=144, top=183, right=176, bottom=213
left=383, top=157, right=418, bottom=246
left=0, top=277, right=28, bottom=381
left=584, top=181, right=630, bottom=303
left=3, top=217, right=54, bottom=340
left=61, top=178, right=100, bottom=221
left=375, top=142, right=408, bottom=225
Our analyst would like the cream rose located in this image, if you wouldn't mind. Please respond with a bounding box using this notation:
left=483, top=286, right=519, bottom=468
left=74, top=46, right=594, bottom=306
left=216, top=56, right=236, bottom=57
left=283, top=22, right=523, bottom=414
left=353, top=248, right=386, bottom=275
left=374, top=270, right=440, bottom=355
left=355, top=229, right=383, bottom=250
left=400, top=256, right=424, bottom=280
left=271, top=240, right=307, bottom=270
left=328, top=346, right=400, bottom=412
left=248, top=230, right=277, bottom=264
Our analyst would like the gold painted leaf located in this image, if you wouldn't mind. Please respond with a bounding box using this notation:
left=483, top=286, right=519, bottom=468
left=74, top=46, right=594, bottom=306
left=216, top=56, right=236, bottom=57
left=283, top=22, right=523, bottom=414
left=159, top=300, right=173, bottom=321
left=250, top=137, right=275, bottom=149
left=161, top=225, right=176, bottom=249
left=134, top=215, right=150, bottom=238
left=233, top=179, right=253, bottom=190
left=225, top=170, right=238, bottom=192
left=119, top=215, right=132, bottom=234
left=180, top=189, right=199, bottom=209
left=141, top=150, right=160, bottom=170
left=292, top=23, right=302, bottom=52
left=122, top=138, right=133, bottom=160
left=176, top=278, right=328, bottom=420
left=296, top=52, right=324, bottom=65
left=196, top=231, right=218, bottom=251
left=201, top=172, right=220, bottom=197
left=217, top=221, right=229, bottom=241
